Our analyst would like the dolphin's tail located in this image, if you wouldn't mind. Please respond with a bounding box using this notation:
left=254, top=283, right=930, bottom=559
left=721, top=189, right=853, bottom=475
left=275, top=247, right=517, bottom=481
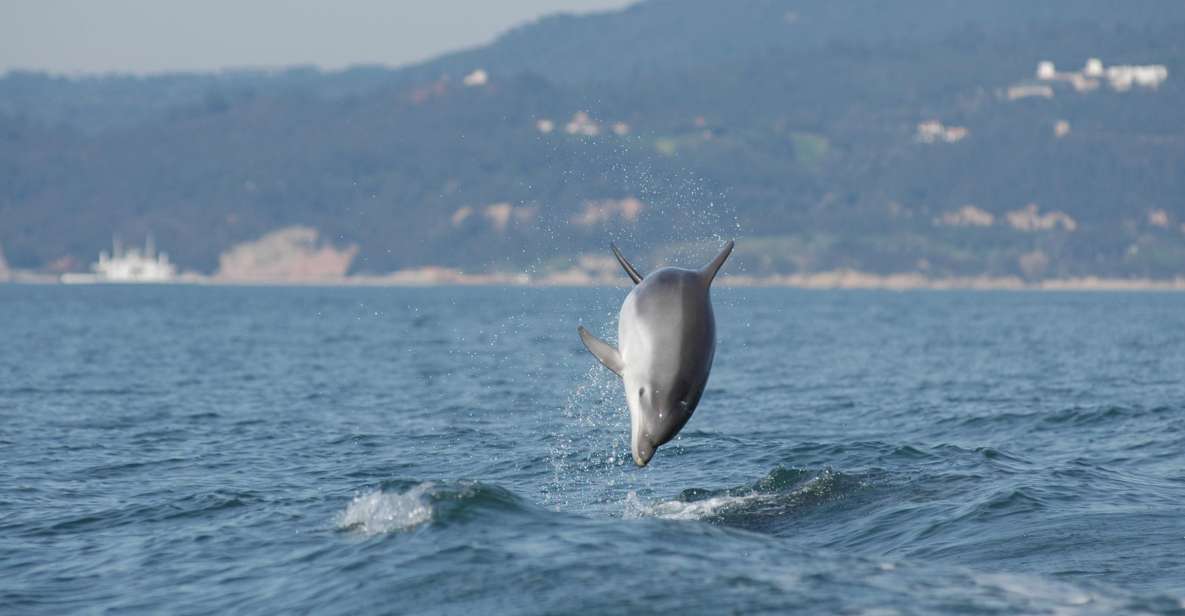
left=700, top=240, right=735, bottom=285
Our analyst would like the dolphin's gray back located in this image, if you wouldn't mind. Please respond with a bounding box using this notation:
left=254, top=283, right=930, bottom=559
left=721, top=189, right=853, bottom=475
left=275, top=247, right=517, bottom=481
left=577, top=240, right=732, bottom=466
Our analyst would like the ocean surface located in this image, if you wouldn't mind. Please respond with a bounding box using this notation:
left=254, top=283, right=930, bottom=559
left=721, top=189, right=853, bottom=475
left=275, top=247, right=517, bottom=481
left=2, top=284, right=1185, bottom=614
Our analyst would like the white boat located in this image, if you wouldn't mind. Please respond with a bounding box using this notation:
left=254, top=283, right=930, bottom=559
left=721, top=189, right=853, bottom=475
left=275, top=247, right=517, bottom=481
left=62, top=237, right=178, bottom=284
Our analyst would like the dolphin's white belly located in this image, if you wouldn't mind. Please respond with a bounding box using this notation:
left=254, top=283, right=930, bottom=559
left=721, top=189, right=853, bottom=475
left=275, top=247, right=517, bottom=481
left=618, top=282, right=690, bottom=382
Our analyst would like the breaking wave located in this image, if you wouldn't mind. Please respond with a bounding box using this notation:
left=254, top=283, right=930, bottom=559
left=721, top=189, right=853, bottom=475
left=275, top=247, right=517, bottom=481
left=338, top=483, right=434, bottom=535
left=337, top=480, right=532, bottom=535
left=624, top=467, right=872, bottom=523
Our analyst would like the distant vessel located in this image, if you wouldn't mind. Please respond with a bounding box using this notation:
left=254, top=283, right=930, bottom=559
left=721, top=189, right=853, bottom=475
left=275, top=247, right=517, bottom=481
left=61, top=236, right=177, bottom=284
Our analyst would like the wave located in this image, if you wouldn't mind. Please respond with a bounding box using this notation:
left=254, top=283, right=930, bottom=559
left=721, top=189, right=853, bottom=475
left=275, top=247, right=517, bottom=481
left=624, top=467, right=874, bottom=524
left=18, top=490, right=258, bottom=538
left=338, top=483, right=434, bottom=535
left=623, top=490, right=763, bottom=521
left=940, top=404, right=1181, bottom=432
left=337, top=480, right=529, bottom=535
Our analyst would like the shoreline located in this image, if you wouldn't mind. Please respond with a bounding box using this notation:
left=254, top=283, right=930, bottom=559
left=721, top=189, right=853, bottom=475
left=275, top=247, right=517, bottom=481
left=6, top=270, right=1185, bottom=291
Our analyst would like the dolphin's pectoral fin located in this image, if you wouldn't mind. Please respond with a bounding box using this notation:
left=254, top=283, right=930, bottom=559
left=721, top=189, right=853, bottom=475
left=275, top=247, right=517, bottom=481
left=577, top=326, right=624, bottom=376
left=610, top=243, right=643, bottom=285
left=700, top=239, right=735, bottom=285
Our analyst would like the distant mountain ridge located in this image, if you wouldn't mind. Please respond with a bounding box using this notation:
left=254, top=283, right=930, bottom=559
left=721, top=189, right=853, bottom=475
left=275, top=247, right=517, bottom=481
left=415, top=0, right=1183, bottom=82
left=5, top=1, right=1180, bottom=133
left=1, top=0, right=1183, bottom=279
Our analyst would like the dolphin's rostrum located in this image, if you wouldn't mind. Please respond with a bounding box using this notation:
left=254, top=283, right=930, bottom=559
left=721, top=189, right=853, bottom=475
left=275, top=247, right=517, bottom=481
left=578, top=240, right=734, bottom=466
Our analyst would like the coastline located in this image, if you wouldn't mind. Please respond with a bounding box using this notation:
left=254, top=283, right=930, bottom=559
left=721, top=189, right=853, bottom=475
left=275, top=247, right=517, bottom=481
left=7, top=268, right=1185, bottom=291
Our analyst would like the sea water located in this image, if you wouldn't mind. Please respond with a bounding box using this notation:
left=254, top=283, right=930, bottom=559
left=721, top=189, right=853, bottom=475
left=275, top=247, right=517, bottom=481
left=2, top=285, right=1184, bottom=614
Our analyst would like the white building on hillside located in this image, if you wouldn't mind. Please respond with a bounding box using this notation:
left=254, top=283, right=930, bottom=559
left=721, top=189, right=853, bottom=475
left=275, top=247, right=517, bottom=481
left=1035, top=58, right=1168, bottom=92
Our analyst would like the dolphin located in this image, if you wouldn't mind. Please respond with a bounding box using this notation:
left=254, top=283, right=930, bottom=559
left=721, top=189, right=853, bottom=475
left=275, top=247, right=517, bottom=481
left=577, top=240, right=734, bottom=466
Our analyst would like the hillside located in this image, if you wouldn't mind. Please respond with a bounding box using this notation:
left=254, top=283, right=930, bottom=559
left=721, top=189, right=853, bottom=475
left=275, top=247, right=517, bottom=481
left=1, top=0, right=1183, bottom=279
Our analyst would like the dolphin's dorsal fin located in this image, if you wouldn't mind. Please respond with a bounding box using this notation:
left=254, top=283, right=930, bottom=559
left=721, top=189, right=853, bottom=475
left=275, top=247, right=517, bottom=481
left=700, top=240, right=735, bottom=286
left=577, top=326, right=624, bottom=377
left=610, top=243, right=643, bottom=285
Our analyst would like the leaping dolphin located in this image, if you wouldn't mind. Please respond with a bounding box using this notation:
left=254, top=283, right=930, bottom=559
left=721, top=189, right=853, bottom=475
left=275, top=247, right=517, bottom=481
left=577, top=240, right=734, bottom=466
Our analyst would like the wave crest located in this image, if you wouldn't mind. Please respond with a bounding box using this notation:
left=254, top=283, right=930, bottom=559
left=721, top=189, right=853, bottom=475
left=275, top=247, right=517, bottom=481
left=338, top=483, right=434, bottom=535
left=624, top=467, right=868, bottom=523
left=337, top=480, right=530, bottom=535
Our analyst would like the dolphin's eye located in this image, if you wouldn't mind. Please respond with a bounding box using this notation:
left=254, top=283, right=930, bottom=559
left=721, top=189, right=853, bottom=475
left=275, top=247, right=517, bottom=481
left=638, top=388, right=645, bottom=399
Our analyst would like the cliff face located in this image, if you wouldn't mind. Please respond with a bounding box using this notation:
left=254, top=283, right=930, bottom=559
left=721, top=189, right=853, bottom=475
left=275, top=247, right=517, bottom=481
left=214, top=227, right=357, bottom=283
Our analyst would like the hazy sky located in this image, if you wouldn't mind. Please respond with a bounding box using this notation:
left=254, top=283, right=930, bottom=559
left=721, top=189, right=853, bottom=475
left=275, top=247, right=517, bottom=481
left=0, top=0, right=634, bottom=75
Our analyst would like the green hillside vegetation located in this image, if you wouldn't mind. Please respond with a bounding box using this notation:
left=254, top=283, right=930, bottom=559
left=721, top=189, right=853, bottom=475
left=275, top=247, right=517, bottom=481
left=1, top=0, right=1182, bottom=279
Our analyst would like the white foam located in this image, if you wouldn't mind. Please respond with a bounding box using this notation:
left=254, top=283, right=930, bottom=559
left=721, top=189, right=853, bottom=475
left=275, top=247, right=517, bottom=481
left=338, top=483, right=433, bottom=535
left=972, top=573, right=1109, bottom=614
left=623, top=471, right=839, bottom=521
left=623, top=490, right=764, bottom=520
